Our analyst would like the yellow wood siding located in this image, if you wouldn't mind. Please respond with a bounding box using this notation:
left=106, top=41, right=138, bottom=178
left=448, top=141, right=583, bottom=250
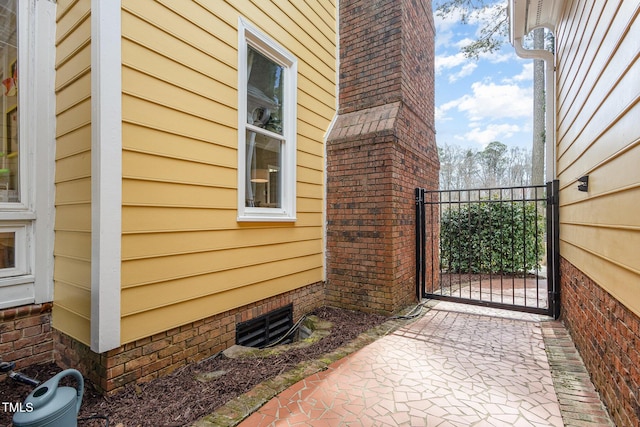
left=120, top=0, right=336, bottom=343
left=53, top=0, right=92, bottom=345
left=556, top=1, right=640, bottom=315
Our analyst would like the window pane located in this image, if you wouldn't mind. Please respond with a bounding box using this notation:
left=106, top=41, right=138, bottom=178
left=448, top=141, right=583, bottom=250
left=246, top=131, right=281, bottom=208
left=0, top=231, right=15, bottom=269
left=0, top=0, right=19, bottom=203
left=247, top=47, right=283, bottom=135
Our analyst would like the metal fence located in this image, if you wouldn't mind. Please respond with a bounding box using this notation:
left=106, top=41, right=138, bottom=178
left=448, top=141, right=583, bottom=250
left=416, top=182, right=559, bottom=317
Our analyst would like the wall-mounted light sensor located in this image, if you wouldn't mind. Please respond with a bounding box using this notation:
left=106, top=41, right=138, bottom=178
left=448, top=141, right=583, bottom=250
left=577, top=175, right=589, bottom=192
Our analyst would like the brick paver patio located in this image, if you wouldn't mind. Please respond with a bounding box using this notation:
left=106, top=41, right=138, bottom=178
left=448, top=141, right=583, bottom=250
left=236, top=300, right=613, bottom=426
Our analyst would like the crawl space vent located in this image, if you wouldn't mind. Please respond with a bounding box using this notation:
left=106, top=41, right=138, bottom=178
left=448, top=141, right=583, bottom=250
left=236, top=304, right=293, bottom=348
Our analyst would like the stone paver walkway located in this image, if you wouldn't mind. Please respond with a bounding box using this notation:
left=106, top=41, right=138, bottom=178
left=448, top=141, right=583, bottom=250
left=235, top=301, right=613, bottom=426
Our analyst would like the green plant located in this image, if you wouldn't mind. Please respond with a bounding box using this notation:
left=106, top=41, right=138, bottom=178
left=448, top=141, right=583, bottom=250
left=440, top=200, right=544, bottom=274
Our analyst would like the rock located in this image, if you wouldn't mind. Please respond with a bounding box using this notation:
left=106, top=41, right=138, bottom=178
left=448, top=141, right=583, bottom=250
left=222, top=345, right=257, bottom=359
left=196, top=370, right=228, bottom=383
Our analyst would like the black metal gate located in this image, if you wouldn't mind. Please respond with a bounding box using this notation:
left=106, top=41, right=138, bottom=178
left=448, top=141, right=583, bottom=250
left=416, top=181, right=559, bottom=317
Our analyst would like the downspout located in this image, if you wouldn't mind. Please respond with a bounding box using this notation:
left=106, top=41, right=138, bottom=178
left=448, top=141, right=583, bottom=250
left=512, top=36, right=556, bottom=182
left=514, top=33, right=560, bottom=319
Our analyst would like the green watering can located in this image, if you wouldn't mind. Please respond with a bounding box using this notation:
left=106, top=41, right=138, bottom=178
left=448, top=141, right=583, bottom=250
left=12, top=369, right=84, bottom=427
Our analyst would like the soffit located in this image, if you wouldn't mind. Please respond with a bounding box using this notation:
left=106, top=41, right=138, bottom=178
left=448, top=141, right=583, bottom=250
left=510, top=0, right=564, bottom=41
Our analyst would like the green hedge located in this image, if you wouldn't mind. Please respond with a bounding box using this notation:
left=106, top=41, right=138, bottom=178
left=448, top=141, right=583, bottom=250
left=440, top=201, right=544, bottom=274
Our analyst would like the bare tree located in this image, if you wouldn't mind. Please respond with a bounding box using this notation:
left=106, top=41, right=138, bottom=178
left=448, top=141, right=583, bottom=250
left=438, top=144, right=461, bottom=190
left=506, top=146, right=531, bottom=186
left=477, top=141, right=507, bottom=187
left=438, top=142, right=531, bottom=190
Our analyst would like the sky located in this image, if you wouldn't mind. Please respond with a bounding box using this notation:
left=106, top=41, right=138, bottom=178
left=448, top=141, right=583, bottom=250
left=433, top=1, right=535, bottom=152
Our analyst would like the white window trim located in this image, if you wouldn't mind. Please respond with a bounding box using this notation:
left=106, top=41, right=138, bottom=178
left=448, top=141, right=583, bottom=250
left=237, top=17, right=297, bottom=222
left=0, top=0, right=56, bottom=309
left=31, top=0, right=56, bottom=305
left=0, top=224, right=28, bottom=278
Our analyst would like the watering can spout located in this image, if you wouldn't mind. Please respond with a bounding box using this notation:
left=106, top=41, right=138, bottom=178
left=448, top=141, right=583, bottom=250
left=13, top=368, right=84, bottom=427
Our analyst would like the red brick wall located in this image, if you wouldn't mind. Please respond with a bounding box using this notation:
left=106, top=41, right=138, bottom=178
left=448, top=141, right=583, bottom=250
left=561, top=258, right=640, bottom=427
left=392, top=104, right=439, bottom=307
left=338, top=0, right=403, bottom=114
left=326, top=108, right=398, bottom=313
left=0, top=303, right=54, bottom=378
left=54, top=281, right=325, bottom=394
left=391, top=0, right=439, bottom=308
left=327, top=0, right=438, bottom=314
left=400, top=0, right=436, bottom=122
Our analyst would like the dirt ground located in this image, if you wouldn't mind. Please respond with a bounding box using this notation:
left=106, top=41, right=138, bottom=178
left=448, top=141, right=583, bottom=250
left=0, top=307, right=387, bottom=427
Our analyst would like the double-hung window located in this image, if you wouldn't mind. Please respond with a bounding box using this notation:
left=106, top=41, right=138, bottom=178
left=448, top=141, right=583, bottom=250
left=0, top=0, right=55, bottom=308
left=238, top=18, right=297, bottom=222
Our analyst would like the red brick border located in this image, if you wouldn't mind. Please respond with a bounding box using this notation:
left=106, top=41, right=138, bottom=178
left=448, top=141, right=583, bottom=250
left=541, top=320, right=614, bottom=426
left=561, top=257, right=640, bottom=427
left=0, top=303, right=54, bottom=380
left=54, top=281, right=325, bottom=394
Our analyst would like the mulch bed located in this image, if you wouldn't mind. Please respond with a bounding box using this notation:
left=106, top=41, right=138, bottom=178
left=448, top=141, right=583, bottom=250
left=0, top=307, right=387, bottom=427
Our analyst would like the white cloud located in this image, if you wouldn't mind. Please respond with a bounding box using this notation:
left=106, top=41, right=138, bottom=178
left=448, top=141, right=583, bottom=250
left=448, top=81, right=532, bottom=122
left=479, top=50, right=513, bottom=63
left=465, top=1, right=508, bottom=29
left=505, top=62, right=534, bottom=82
left=435, top=104, right=454, bottom=122
left=454, top=37, right=475, bottom=50
left=448, top=62, right=477, bottom=83
left=437, top=98, right=463, bottom=121
left=459, top=123, right=523, bottom=147
left=435, top=21, right=514, bottom=82
left=434, top=7, right=465, bottom=33
left=435, top=52, right=468, bottom=75
left=434, top=10, right=463, bottom=50
left=435, top=50, right=493, bottom=81
left=435, top=31, right=454, bottom=50
left=453, top=38, right=511, bottom=64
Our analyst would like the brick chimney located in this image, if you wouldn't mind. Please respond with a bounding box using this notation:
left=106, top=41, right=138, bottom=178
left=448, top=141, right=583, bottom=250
left=326, top=0, right=440, bottom=313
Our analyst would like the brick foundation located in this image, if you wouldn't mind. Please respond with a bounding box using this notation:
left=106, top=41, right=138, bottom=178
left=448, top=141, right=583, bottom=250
left=326, top=0, right=439, bottom=314
left=0, top=303, right=54, bottom=380
left=560, top=257, right=639, bottom=427
left=54, top=281, right=325, bottom=394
